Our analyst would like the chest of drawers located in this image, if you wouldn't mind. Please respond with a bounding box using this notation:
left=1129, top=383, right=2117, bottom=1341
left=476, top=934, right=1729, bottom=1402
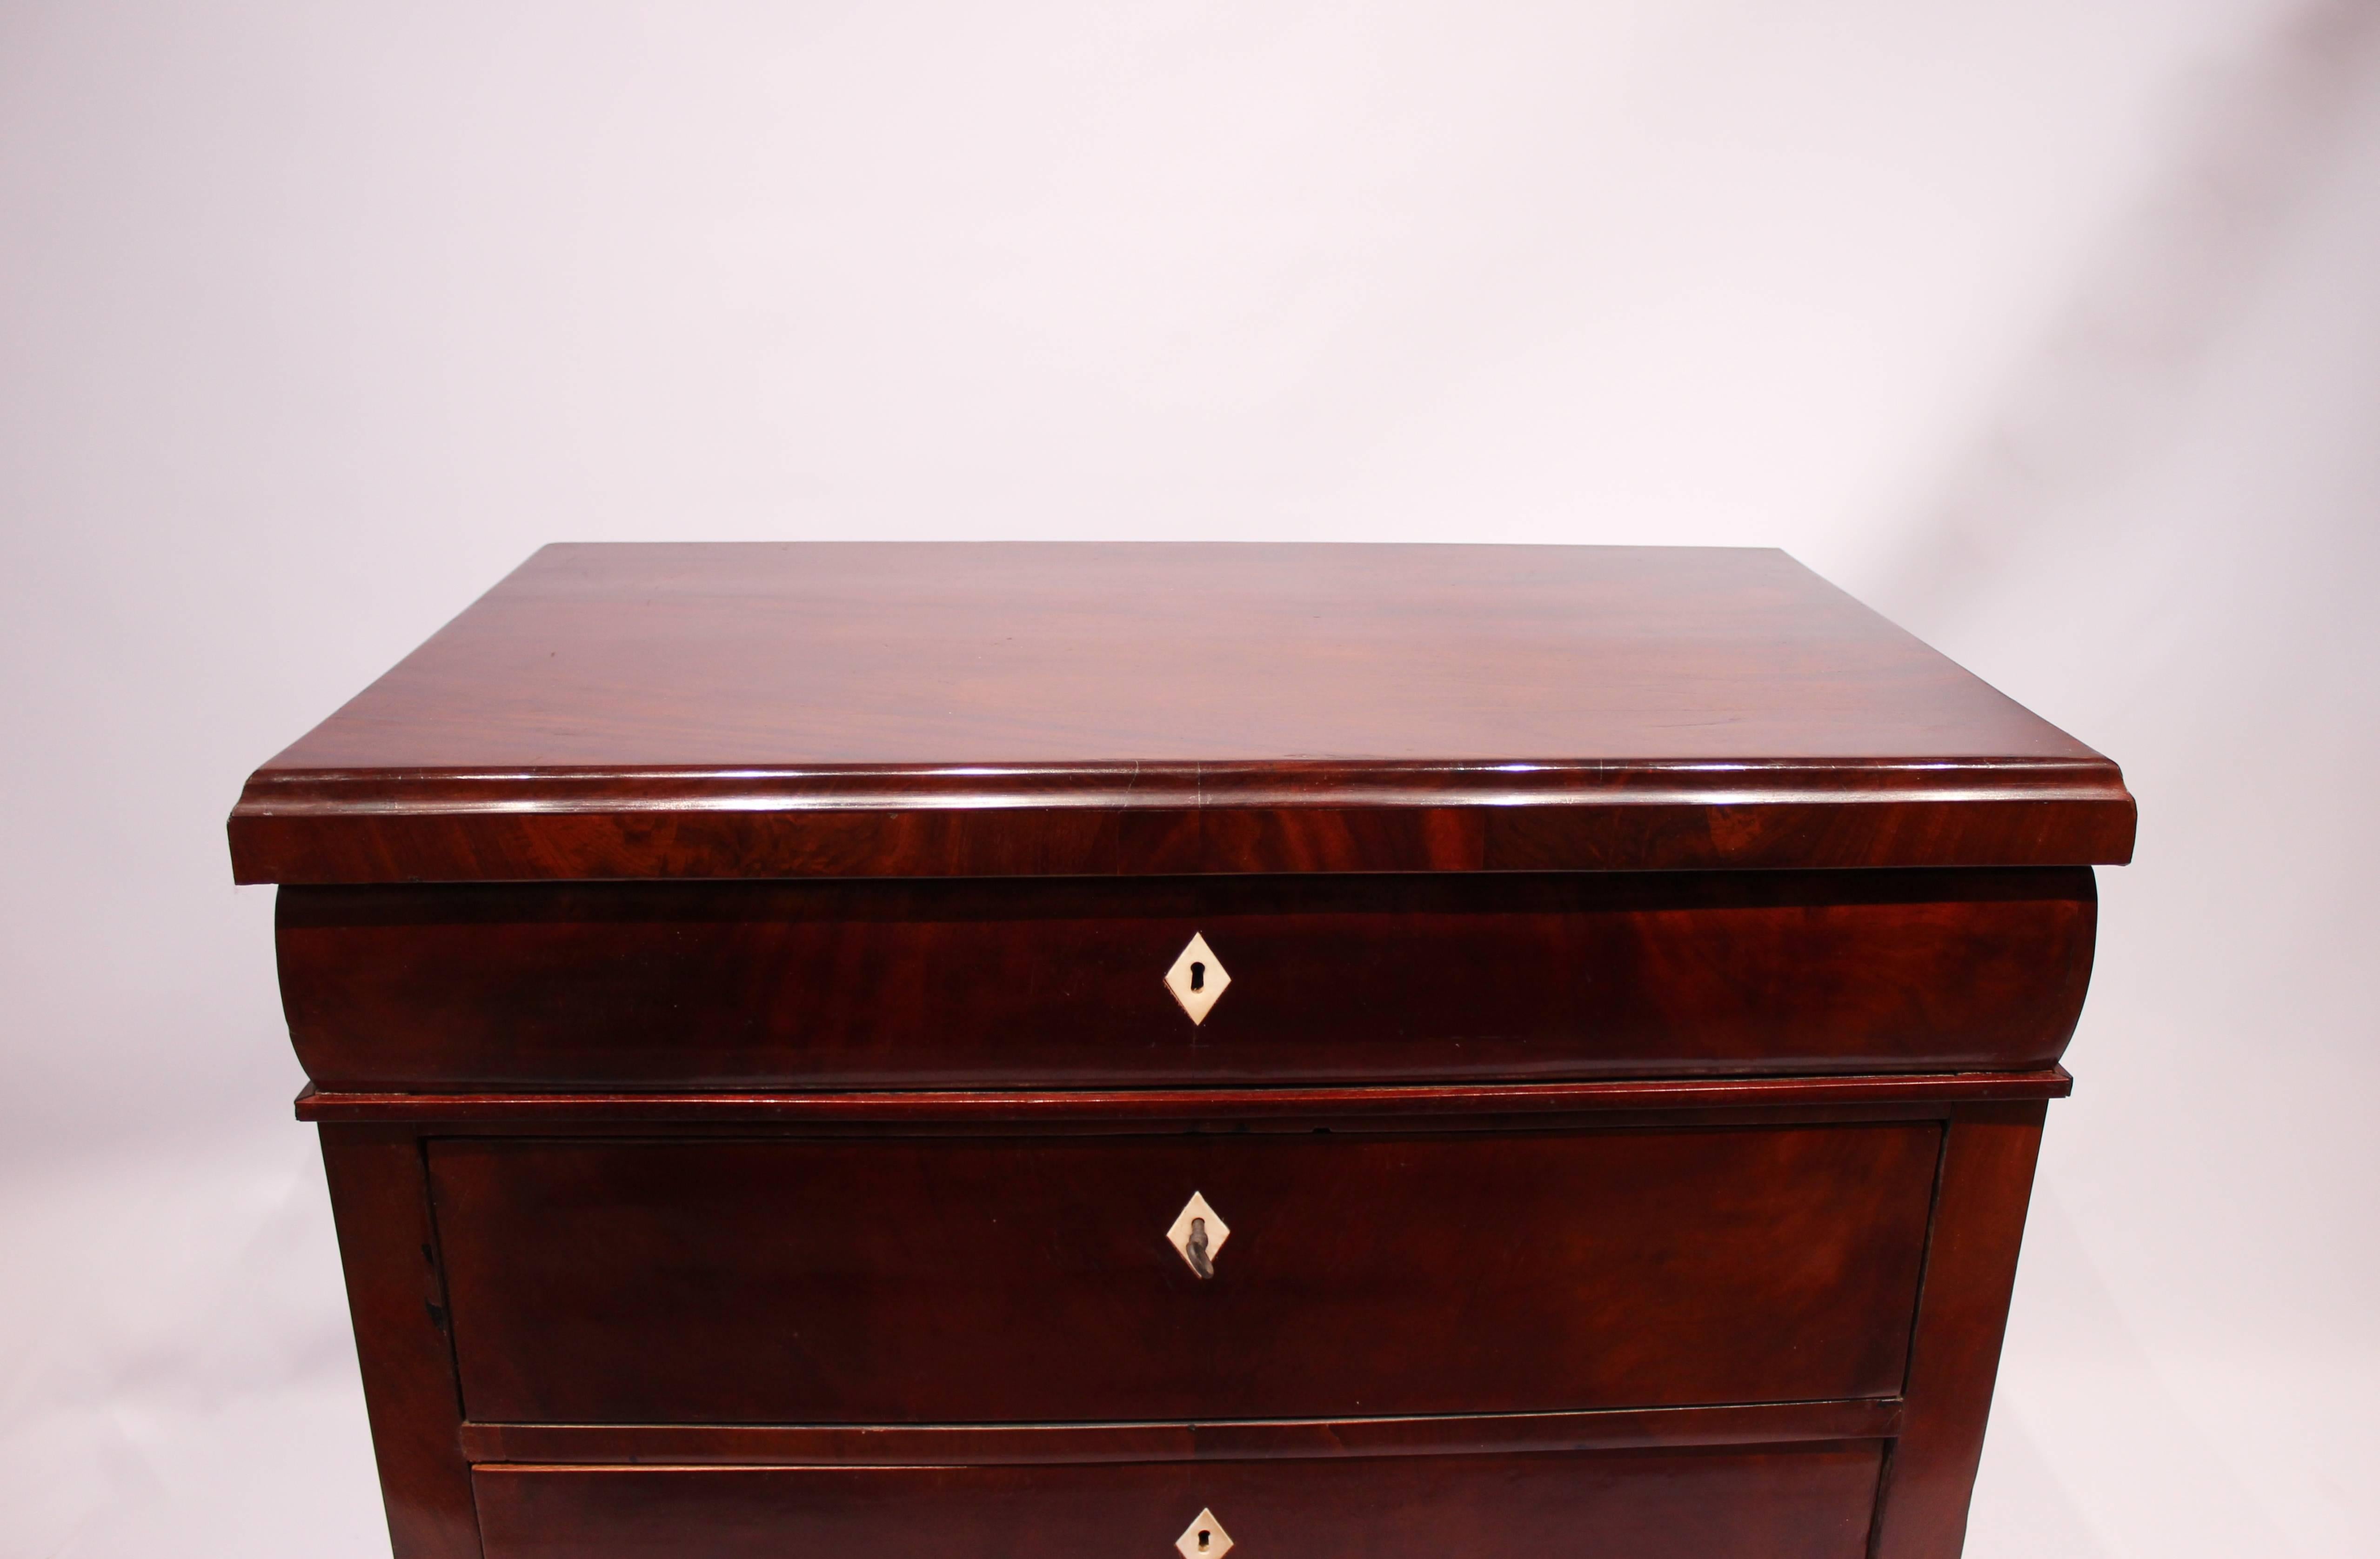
left=230, top=542, right=2133, bottom=1559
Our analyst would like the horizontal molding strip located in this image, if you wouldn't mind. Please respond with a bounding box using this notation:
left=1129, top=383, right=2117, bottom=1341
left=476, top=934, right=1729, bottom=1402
left=237, top=755, right=2129, bottom=815
left=228, top=757, right=2137, bottom=883
left=296, top=1067, right=2073, bottom=1124
left=460, top=1399, right=1905, bottom=1468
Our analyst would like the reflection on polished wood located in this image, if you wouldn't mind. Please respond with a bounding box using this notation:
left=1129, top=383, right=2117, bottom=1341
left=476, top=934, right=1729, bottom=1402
left=240, top=544, right=2125, bottom=1559
left=425, top=1126, right=1936, bottom=1425
left=229, top=543, right=2134, bottom=883
left=276, top=868, right=2096, bottom=1092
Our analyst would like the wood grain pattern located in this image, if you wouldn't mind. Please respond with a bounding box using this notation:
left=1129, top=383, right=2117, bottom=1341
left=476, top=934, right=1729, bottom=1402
left=227, top=544, right=2135, bottom=883
left=308, top=1092, right=2066, bottom=1555
left=276, top=868, right=2096, bottom=1091
left=472, top=1444, right=1886, bottom=1559
left=425, top=1126, right=1938, bottom=1426
left=248, top=543, right=2120, bottom=1556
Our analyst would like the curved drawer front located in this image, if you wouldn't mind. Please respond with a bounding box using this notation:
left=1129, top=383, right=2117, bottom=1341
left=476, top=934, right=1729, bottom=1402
left=474, top=1444, right=1885, bottom=1559
left=428, top=1124, right=1938, bottom=1426
left=283, top=867, right=2094, bottom=1089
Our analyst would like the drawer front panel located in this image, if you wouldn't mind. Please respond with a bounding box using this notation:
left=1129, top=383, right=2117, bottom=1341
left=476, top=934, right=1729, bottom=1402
left=474, top=1444, right=1884, bottom=1559
left=429, top=1125, right=1937, bottom=1425
left=282, top=868, right=2095, bottom=1090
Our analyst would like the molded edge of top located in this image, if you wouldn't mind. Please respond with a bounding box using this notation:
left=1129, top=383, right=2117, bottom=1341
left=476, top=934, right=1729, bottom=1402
left=228, top=754, right=2136, bottom=883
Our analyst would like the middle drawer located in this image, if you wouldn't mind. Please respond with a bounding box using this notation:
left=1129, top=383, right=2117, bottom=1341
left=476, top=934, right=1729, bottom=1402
left=428, top=1123, right=1938, bottom=1426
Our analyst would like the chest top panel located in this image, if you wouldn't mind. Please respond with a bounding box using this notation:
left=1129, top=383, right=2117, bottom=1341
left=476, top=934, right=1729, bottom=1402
left=228, top=543, right=2133, bottom=883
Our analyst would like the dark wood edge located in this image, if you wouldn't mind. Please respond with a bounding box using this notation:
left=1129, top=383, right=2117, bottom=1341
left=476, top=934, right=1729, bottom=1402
left=236, top=755, right=2133, bottom=813
left=317, top=1126, right=484, bottom=1559
left=1869, top=1100, right=2048, bottom=1559
left=458, top=1399, right=1902, bottom=1468
left=229, top=786, right=2137, bottom=885
left=294, top=1070, right=2072, bottom=1124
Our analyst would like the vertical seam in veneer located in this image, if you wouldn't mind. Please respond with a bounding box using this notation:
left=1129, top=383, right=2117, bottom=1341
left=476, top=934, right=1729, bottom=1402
left=416, top=1134, right=473, bottom=1428
left=1865, top=1439, right=1896, bottom=1559
left=1898, top=1119, right=1954, bottom=1400
left=1864, top=1115, right=1953, bottom=1556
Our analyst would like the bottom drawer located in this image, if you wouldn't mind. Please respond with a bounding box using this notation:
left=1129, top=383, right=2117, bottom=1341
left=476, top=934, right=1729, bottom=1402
left=474, top=1443, right=1883, bottom=1559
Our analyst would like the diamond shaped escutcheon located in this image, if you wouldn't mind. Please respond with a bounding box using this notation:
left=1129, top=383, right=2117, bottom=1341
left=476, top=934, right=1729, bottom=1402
left=1165, top=1191, right=1230, bottom=1278
left=1176, top=1508, right=1232, bottom=1559
left=1163, top=933, right=1230, bottom=1024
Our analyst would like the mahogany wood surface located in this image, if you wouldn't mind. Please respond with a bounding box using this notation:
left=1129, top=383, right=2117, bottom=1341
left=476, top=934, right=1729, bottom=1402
left=455, top=1399, right=1904, bottom=1467
left=294, top=1068, right=2074, bottom=1126
left=243, top=543, right=2115, bottom=1558
left=425, top=1125, right=1937, bottom=1426
left=306, top=1092, right=2054, bottom=1558
left=318, top=1126, right=481, bottom=1559
left=276, top=867, right=2095, bottom=1090
left=227, top=544, right=2135, bottom=883
left=1870, top=1102, right=2048, bottom=1559
left=472, top=1444, right=1885, bottom=1559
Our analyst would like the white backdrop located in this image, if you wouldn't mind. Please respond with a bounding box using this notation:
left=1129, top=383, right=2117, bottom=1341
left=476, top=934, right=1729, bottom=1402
left=4, top=3, right=2376, bottom=1554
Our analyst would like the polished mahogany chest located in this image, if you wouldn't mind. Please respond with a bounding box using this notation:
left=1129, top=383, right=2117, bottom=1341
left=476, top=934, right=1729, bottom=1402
left=230, top=543, right=2134, bottom=1559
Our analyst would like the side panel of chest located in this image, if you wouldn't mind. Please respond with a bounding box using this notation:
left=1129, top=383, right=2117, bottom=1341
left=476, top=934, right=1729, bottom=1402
left=278, top=868, right=2094, bottom=1090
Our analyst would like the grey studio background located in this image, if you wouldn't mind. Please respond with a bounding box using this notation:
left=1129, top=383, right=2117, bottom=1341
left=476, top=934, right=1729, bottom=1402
left=3, top=3, right=2375, bottom=1555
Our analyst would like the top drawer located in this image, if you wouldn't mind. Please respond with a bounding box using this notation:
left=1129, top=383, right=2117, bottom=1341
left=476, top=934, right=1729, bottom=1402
left=278, top=867, right=2093, bottom=1091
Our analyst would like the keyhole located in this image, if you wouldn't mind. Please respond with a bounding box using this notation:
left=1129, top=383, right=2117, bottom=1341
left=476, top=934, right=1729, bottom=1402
left=1197, top=1531, right=1211, bottom=1551
left=1190, top=961, right=1205, bottom=992
left=1186, top=1216, right=1213, bottom=1279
